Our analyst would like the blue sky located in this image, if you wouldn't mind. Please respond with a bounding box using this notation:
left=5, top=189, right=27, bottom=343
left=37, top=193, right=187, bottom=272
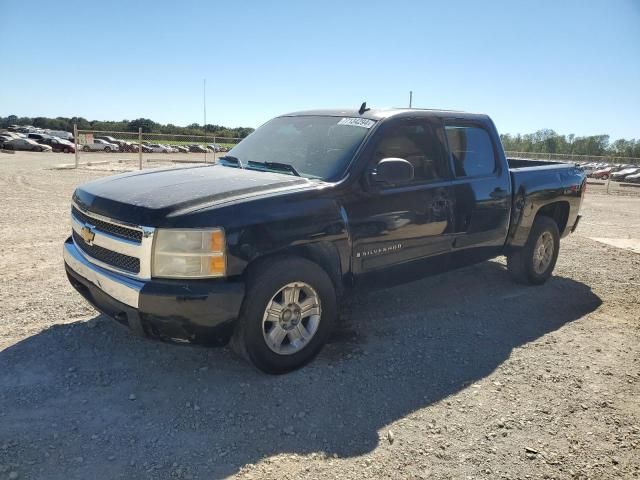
left=1, top=0, right=639, bottom=139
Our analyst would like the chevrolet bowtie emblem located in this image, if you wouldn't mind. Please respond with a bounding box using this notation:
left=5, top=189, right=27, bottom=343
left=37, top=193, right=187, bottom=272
left=81, top=225, right=96, bottom=245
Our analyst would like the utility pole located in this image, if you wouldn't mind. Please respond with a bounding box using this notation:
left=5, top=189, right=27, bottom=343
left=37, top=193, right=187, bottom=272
left=409, top=91, right=413, bottom=108
left=138, top=127, right=142, bottom=170
left=203, top=78, right=207, bottom=163
left=73, top=123, right=79, bottom=168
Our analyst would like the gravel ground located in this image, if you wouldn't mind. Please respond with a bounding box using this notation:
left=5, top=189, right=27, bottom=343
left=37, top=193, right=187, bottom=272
left=0, top=152, right=638, bottom=480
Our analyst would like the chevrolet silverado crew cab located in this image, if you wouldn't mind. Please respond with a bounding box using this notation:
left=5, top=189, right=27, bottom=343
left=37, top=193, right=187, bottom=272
left=64, top=107, right=586, bottom=373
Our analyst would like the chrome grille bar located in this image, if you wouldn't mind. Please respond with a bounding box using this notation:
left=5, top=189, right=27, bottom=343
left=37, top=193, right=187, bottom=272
left=70, top=203, right=155, bottom=279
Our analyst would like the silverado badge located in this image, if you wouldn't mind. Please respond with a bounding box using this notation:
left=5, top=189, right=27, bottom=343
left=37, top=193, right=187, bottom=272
left=80, top=226, right=95, bottom=245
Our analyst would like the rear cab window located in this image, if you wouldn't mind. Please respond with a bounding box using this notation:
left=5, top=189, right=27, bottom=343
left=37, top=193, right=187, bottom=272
left=444, top=124, right=497, bottom=177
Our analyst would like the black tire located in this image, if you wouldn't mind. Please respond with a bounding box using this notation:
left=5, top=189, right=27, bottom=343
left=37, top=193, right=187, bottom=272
left=507, top=216, right=560, bottom=285
left=104, top=146, right=111, bottom=153
left=63, top=147, right=70, bottom=153
left=83, top=146, right=90, bottom=152
left=231, top=256, right=337, bottom=374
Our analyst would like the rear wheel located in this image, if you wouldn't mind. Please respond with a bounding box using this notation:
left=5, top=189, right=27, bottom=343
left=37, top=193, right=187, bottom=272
left=231, top=256, right=337, bottom=374
left=507, top=216, right=560, bottom=285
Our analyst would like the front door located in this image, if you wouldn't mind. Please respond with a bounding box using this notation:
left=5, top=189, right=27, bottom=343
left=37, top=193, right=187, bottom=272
left=345, top=118, right=456, bottom=279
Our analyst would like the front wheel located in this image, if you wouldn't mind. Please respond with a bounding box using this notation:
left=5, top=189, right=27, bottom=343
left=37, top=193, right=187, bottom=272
left=507, top=216, right=560, bottom=285
left=83, top=146, right=90, bottom=152
left=231, top=256, right=337, bottom=374
left=104, top=146, right=111, bottom=153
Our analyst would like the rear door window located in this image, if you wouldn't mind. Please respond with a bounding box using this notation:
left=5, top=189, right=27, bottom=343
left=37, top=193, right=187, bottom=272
left=445, top=125, right=496, bottom=177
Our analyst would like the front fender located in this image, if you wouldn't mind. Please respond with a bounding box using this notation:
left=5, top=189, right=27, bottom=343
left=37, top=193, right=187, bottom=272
left=221, top=197, right=350, bottom=281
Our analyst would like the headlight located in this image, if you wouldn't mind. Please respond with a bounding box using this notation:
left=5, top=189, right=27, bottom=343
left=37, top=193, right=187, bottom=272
left=152, top=228, right=226, bottom=278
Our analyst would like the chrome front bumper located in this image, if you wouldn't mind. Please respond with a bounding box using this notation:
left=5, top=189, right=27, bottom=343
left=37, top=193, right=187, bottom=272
left=63, top=238, right=143, bottom=308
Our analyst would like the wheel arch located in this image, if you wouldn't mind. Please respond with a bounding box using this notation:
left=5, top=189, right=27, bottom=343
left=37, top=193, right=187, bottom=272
left=241, top=242, right=346, bottom=297
left=535, top=201, right=570, bottom=235
left=507, top=198, right=572, bottom=251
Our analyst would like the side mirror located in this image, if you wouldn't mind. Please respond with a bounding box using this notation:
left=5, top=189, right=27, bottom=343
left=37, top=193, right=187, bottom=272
left=371, top=158, right=414, bottom=185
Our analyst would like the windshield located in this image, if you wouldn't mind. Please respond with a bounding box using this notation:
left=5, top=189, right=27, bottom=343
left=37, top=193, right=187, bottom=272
left=226, top=115, right=375, bottom=180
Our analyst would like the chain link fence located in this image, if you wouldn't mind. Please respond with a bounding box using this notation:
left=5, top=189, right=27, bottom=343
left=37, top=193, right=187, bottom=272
left=72, top=126, right=242, bottom=170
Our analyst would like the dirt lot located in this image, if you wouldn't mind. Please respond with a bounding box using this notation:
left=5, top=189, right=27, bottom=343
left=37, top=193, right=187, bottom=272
left=1, top=152, right=638, bottom=480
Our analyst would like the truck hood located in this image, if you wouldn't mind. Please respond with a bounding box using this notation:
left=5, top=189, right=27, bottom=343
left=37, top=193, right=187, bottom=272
left=73, top=164, right=315, bottom=226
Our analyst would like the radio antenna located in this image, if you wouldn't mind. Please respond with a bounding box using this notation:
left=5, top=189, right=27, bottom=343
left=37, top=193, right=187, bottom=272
left=358, top=102, right=370, bottom=114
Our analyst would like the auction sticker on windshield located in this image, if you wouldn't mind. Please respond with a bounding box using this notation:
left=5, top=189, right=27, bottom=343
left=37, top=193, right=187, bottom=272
left=337, top=118, right=376, bottom=128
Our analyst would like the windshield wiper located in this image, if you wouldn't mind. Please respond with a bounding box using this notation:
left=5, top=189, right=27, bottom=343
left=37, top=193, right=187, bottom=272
left=247, top=161, right=301, bottom=177
left=218, top=155, right=244, bottom=169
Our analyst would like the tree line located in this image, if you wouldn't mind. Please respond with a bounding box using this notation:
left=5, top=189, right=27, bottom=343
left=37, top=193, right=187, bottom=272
left=500, top=129, right=639, bottom=159
left=0, top=115, right=255, bottom=139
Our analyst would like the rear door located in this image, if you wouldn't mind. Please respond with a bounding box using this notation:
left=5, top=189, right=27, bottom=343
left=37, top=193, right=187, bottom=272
left=442, top=119, right=511, bottom=265
left=346, top=117, right=456, bottom=276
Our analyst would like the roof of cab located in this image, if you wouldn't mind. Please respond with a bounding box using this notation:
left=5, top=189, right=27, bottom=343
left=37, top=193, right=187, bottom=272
left=280, top=108, right=490, bottom=122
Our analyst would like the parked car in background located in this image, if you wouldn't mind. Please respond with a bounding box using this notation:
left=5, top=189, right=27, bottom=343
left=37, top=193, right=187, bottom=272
left=95, top=135, right=120, bottom=144
left=37, top=137, right=76, bottom=153
left=114, top=141, right=138, bottom=152
left=95, top=136, right=137, bottom=151
left=145, top=143, right=171, bottom=153
left=45, top=130, right=74, bottom=141
left=207, top=143, right=223, bottom=152
left=171, top=145, right=189, bottom=153
left=188, top=144, right=208, bottom=153
left=0, top=131, right=24, bottom=140
left=611, top=167, right=640, bottom=181
left=131, top=143, right=153, bottom=153
left=27, top=133, right=54, bottom=141
left=121, top=142, right=139, bottom=152
left=13, top=126, right=36, bottom=134
left=590, top=167, right=614, bottom=179
left=4, top=138, right=53, bottom=152
left=624, top=172, right=640, bottom=183
left=82, top=139, right=119, bottom=152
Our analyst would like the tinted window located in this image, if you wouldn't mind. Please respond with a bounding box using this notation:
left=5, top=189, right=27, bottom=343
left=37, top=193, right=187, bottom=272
left=445, top=125, right=496, bottom=177
left=372, top=121, right=448, bottom=183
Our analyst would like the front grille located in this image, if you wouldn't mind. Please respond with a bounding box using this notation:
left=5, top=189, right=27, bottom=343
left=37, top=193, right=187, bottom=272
left=73, top=231, right=140, bottom=274
left=71, top=206, right=142, bottom=243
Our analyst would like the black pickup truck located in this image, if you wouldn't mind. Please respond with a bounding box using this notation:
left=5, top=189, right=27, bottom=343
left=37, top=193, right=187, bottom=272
left=64, top=107, right=586, bottom=373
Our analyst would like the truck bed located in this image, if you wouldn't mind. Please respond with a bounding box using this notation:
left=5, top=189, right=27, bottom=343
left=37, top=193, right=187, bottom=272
left=505, top=156, right=585, bottom=248
left=507, top=158, right=582, bottom=195
left=507, top=158, right=574, bottom=170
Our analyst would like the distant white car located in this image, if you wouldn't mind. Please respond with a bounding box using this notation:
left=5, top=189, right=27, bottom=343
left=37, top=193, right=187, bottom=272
left=611, top=167, right=640, bottom=181
left=44, top=130, right=74, bottom=141
left=82, top=138, right=119, bottom=152
left=146, top=143, right=171, bottom=153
